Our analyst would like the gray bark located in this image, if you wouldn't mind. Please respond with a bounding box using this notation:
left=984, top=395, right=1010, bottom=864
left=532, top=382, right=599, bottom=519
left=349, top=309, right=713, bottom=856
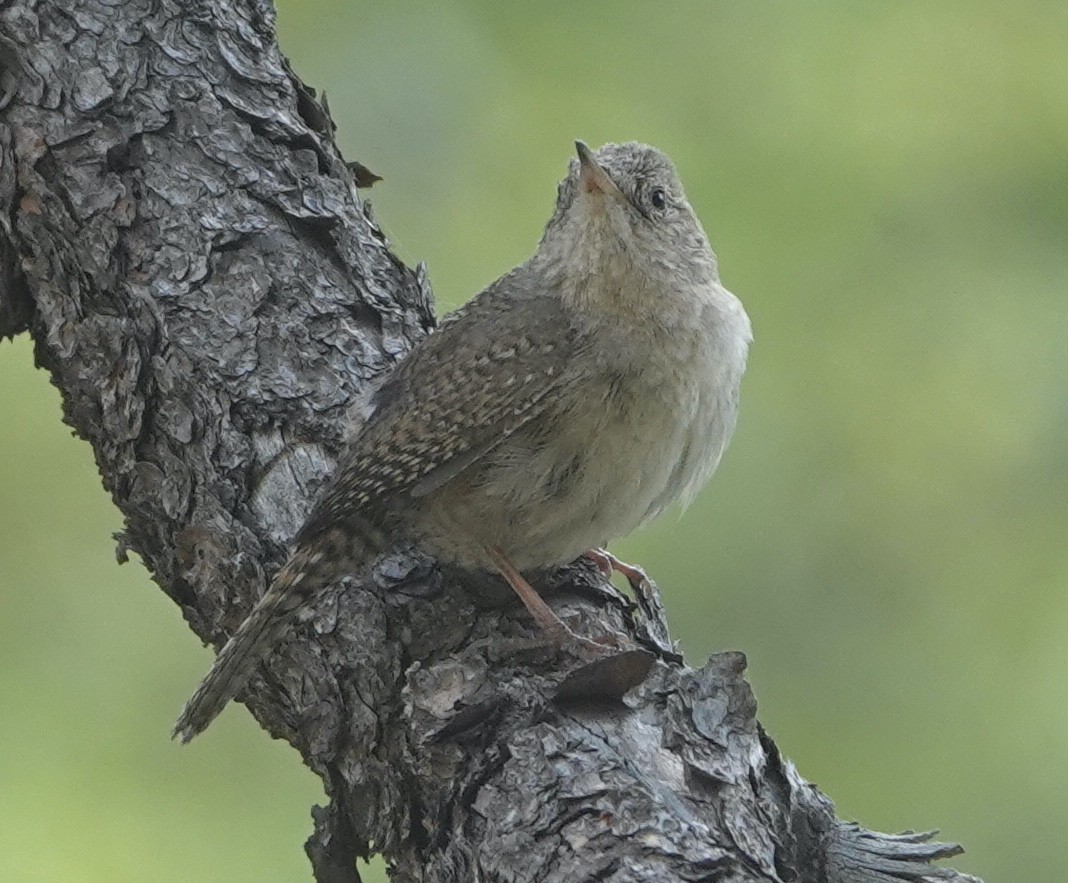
left=0, top=1, right=983, bottom=881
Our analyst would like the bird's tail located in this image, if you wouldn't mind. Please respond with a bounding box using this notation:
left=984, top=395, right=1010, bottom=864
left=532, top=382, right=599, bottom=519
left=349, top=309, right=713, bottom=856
left=173, top=543, right=341, bottom=743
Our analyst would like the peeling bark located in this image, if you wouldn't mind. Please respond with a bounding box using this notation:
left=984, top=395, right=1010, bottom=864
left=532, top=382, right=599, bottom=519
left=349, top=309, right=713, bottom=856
left=0, top=2, right=983, bottom=882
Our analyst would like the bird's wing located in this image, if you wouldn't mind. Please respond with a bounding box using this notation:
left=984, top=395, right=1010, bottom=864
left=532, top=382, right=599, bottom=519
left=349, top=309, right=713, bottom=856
left=296, top=271, right=583, bottom=545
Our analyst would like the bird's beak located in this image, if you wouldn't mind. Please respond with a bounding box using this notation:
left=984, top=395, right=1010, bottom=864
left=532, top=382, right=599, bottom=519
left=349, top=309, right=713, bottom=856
left=575, top=140, right=625, bottom=203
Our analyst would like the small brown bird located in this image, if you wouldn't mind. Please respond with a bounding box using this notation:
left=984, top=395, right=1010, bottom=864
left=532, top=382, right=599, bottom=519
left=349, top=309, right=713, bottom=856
left=174, top=141, right=751, bottom=742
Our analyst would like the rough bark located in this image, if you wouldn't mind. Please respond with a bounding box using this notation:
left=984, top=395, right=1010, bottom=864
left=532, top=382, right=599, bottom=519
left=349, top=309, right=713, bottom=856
left=0, top=2, right=983, bottom=882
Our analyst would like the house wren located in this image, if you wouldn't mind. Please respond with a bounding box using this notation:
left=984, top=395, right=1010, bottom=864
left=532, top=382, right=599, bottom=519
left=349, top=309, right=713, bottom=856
left=174, top=141, right=752, bottom=742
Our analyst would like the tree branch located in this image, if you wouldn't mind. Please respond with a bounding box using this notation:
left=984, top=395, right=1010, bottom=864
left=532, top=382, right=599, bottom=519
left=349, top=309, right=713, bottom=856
left=0, top=1, right=983, bottom=881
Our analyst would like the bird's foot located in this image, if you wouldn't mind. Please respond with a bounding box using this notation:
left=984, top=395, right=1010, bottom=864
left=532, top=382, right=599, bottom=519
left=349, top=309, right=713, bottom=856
left=583, top=548, right=654, bottom=605
left=548, top=620, right=619, bottom=657
left=487, top=545, right=617, bottom=657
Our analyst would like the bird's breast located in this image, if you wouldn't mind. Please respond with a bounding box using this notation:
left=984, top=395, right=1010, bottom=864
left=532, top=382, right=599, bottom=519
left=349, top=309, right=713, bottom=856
left=417, top=282, right=750, bottom=573
left=511, top=286, right=748, bottom=566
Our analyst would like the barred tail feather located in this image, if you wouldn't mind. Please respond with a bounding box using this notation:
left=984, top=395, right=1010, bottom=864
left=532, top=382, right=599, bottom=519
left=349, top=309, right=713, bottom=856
left=173, top=545, right=336, bottom=743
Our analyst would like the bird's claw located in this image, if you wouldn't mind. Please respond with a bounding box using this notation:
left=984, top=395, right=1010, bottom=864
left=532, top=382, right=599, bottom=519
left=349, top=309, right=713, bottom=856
left=583, top=548, right=654, bottom=604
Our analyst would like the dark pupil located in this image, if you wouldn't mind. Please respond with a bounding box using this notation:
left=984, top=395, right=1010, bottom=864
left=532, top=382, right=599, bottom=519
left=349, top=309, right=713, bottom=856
left=650, top=188, right=666, bottom=210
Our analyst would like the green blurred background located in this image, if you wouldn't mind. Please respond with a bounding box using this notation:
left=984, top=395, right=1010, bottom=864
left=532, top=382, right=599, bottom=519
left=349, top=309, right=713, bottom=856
left=2, top=1, right=1065, bottom=880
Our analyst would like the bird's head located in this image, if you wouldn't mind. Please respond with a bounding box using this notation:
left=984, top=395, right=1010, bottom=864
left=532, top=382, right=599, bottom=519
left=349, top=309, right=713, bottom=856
left=536, top=141, right=719, bottom=295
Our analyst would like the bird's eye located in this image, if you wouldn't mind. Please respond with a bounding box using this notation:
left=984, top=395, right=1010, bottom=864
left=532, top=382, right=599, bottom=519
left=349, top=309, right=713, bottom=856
left=650, top=188, right=667, bottom=210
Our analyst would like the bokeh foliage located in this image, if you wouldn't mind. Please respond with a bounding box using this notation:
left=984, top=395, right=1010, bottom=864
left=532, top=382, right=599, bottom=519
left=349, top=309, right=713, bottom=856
left=2, top=2, right=1065, bottom=880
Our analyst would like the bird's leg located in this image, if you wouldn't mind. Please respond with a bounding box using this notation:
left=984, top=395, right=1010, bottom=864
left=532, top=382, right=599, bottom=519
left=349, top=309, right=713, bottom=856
left=583, top=548, right=654, bottom=605
left=487, top=546, right=611, bottom=655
